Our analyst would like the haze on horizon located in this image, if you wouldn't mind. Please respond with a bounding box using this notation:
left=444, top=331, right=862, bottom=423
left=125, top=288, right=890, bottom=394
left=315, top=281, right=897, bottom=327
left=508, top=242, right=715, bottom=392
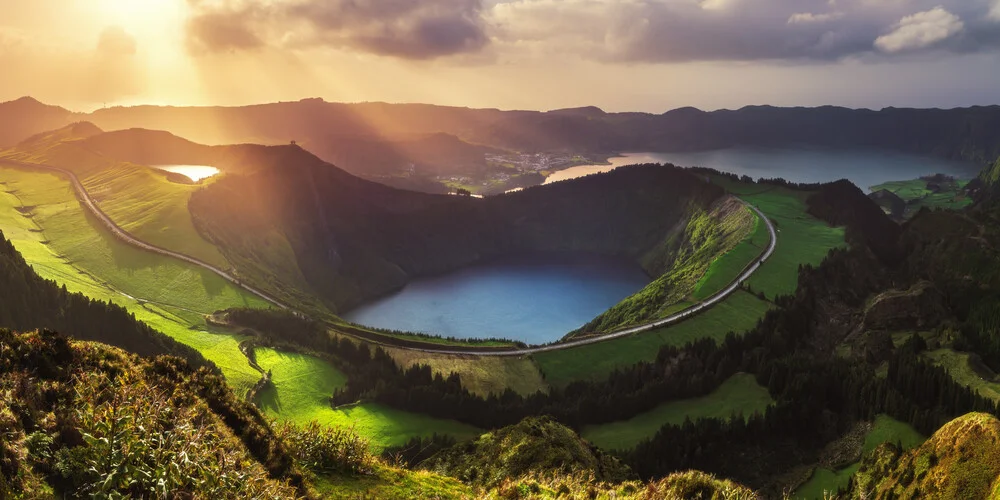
left=3, top=0, right=1000, bottom=113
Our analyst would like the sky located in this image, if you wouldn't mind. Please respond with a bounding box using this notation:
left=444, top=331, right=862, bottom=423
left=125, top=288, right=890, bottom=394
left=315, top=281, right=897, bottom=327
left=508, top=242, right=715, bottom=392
left=2, top=0, right=1000, bottom=112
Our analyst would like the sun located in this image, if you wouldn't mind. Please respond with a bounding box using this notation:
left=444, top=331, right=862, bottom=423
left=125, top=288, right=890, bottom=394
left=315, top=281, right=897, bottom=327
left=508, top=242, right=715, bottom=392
left=95, top=0, right=184, bottom=32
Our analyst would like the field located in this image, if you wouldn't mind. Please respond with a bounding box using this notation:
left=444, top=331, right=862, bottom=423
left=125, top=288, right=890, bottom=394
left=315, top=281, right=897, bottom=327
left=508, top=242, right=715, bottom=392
left=0, top=165, right=269, bottom=394
left=924, top=348, right=1000, bottom=402
left=715, top=181, right=846, bottom=299
left=382, top=347, right=548, bottom=396
left=871, top=178, right=972, bottom=218
left=794, top=415, right=924, bottom=499
left=82, top=163, right=231, bottom=269
left=534, top=290, right=771, bottom=387
left=581, top=373, right=773, bottom=451
left=254, top=347, right=481, bottom=449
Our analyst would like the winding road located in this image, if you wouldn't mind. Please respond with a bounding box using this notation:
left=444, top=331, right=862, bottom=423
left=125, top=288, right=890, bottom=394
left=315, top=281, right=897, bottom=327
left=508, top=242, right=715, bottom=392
left=0, top=158, right=776, bottom=357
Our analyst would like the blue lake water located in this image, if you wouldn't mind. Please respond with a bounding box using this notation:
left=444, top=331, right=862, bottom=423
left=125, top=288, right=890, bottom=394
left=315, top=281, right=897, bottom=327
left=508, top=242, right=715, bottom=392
left=342, top=254, right=650, bottom=344
left=546, top=148, right=982, bottom=191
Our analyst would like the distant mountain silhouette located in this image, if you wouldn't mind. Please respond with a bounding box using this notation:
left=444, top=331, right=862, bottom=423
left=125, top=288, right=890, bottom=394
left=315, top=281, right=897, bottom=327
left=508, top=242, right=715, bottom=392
left=0, top=97, right=80, bottom=147
left=4, top=97, right=1000, bottom=177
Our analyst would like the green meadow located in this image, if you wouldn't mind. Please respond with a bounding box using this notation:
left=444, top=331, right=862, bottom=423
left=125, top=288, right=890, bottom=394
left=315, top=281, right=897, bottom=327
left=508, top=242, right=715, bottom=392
left=719, top=182, right=846, bottom=299
left=871, top=178, right=972, bottom=217
left=83, top=163, right=231, bottom=269
left=581, top=373, right=773, bottom=451
left=794, top=415, right=924, bottom=499
left=0, top=164, right=267, bottom=393
left=924, top=348, right=1000, bottom=402
left=254, top=348, right=481, bottom=449
left=535, top=290, right=771, bottom=387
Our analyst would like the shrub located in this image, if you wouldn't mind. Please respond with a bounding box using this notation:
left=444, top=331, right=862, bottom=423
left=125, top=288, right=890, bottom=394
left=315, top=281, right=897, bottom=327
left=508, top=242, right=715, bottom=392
left=275, top=421, right=375, bottom=476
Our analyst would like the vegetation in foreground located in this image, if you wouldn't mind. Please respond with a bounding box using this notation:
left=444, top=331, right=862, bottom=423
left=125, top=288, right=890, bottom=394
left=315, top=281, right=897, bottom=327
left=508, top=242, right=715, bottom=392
left=793, top=415, right=924, bottom=499
left=850, top=412, right=1000, bottom=499
left=0, top=327, right=762, bottom=500
left=0, top=330, right=307, bottom=498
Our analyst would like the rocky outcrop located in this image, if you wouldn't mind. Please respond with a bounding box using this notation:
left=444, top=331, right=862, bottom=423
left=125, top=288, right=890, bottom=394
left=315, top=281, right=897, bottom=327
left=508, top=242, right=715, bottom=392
left=863, top=281, right=949, bottom=332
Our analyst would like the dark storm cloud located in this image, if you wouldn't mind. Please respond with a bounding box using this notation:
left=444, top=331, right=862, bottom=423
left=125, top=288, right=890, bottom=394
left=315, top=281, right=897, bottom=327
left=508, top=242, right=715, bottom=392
left=184, top=0, right=488, bottom=59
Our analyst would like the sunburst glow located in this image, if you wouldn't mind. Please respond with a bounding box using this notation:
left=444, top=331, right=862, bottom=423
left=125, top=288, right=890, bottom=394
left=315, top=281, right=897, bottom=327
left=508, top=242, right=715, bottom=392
left=95, top=0, right=184, bottom=32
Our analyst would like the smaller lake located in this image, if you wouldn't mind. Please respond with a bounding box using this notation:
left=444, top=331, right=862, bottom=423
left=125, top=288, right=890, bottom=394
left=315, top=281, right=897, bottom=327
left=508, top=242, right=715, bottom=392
left=546, top=149, right=982, bottom=191
left=152, top=165, right=220, bottom=182
left=342, top=254, right=650, bottom=344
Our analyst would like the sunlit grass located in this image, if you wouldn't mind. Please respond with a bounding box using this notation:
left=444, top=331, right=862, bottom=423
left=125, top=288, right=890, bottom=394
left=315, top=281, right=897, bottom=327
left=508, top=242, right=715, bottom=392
left=0, top=165, right=265, bottom=393
left=254, top=347, right=481, bottom=449
left=692, top=209, right=766, bottom=300
left=83, top=163, right=230, bottom=268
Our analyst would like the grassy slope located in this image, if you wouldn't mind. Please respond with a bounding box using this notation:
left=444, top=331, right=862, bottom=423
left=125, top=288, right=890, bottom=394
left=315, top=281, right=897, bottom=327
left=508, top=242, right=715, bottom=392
left=254, top=347, right=481, bottom=449
left=794, top=415, right=924, bottom=499
left=692, top=212, right=766, bottom=300
left=871, top=178, right=972, bottom=217
left=536, top=290, right=770, bottom=387
left=312, top=466, right=473, bottom=499
left=851, top=413, right=1000, bottom=499
left=82, top=163, right=231, bottom=269
left=382, top=346, right=548, bottom=397
left=534, top=180, right=844, bottom=387
left=924, top=348, right=1000, bottom=402
left=580, top=373, right=773, bottom=451
left=719, top=181, right=846, bottom=299
left=0, top=165, right=267, bottom=394
left=585, top=196, right=756, bottom=333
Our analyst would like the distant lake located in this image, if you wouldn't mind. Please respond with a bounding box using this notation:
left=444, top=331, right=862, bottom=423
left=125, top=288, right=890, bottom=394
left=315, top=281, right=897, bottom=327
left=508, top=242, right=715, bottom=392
left=546, top=149, right=982, bottom=191
left=342, top=254, right=649, bottom=344
left=152, top=165, right=220, bottom=182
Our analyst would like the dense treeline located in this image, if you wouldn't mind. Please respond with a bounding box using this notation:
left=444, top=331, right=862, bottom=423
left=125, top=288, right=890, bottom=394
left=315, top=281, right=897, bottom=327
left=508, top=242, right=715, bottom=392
left=624, top=337, right=998, bottom=485
left=806, top=179, right=903, bottom=263
left=0, top=231, right=209, bottom=368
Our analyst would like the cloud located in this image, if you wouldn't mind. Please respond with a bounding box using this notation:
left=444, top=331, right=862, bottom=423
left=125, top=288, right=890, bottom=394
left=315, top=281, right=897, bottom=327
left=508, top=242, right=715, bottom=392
left=186, top=7, right=264, bottom=54
left=488, top=0, right=1000, bottom=63
left=875, top=7, right=965, bottom=53
left=788, top=12, right=846, bottom=25
left=184, top=0, right=489, bottom=59
left=990, top=0, right=1000, bottom=21
left=97, top=26, right=137, bottom=56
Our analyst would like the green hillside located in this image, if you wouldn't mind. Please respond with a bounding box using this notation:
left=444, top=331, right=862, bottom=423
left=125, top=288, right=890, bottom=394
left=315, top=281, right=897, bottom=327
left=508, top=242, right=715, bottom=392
left=851, top=413, right=1000, bottom=499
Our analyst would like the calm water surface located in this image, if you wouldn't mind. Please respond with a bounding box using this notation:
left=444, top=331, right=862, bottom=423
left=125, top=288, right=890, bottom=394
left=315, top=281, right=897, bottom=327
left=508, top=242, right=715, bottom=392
left=152, top=164, right=220, bottom=182
left=547, top=149, right=982, bottom=191
left=343, top=254, right=649, bottom=344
